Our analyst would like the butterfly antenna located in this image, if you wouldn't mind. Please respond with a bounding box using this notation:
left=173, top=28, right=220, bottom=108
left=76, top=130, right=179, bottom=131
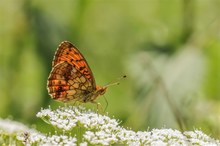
left=103, top=75, right=126, bottom=88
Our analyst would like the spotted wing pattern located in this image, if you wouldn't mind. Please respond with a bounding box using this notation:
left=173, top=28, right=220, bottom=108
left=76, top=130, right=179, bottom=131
left=52, top=41, right=96, bottom=88
left=47, top=61, right=94, bottom=102
left=47, top=41, right=97, bottom=102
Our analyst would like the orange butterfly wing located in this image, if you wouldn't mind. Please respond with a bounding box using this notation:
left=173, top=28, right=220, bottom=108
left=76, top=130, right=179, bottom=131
left=47, top=41, right=97, bottom=102
left=52, top=41, right=96, bottom=88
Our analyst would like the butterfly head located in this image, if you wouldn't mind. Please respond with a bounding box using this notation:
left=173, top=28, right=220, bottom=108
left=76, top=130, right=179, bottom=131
left=95, top=86, right=107, bottom=96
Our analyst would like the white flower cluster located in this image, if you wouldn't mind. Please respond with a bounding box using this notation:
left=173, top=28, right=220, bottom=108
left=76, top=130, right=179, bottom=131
left=1, top=106, right=219, bottom=145
left=0, top=118, right=77, bottom=145
left=35, top=106, right=220, bottom=146
left=17, top=132, right=77, bottom=146
left=0, top=118, right=34, bottom=134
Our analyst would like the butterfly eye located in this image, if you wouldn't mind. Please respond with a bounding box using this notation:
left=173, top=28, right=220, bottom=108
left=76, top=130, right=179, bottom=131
left=99, top=88, right=107, bottom=95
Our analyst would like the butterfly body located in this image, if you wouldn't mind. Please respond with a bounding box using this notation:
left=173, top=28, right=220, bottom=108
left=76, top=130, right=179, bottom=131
left=47, top=41, right=106, bottom=103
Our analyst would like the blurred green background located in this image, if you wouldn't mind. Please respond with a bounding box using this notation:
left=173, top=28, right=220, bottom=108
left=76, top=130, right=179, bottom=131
left=0, top=0, right=220, bottom=139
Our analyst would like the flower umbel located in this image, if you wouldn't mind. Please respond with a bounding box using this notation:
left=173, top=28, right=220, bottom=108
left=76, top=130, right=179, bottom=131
left=1, top=106, right=219, bottom=145
left=34, top=106, right=220, bottom=146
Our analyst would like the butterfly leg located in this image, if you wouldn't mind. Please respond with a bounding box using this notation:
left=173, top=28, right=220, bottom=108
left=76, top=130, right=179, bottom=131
left=91, top=101, right=104, bottom=113
left=103, top=95, right=108, bottom=112
left=72, top=100, right=80, bottom=106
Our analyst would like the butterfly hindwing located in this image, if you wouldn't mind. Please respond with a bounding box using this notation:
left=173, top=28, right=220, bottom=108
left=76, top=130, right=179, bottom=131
left=47, top=61, right=94, bottom=102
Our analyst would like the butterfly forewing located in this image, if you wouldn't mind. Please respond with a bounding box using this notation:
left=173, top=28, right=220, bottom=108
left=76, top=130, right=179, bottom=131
left=52, top=41, right=96, bottom=88
left=47, top=41, right=99, bottom=102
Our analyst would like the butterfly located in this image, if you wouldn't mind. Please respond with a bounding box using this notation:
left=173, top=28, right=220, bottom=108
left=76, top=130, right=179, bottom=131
left=47, top=41, right=125, bottom=105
